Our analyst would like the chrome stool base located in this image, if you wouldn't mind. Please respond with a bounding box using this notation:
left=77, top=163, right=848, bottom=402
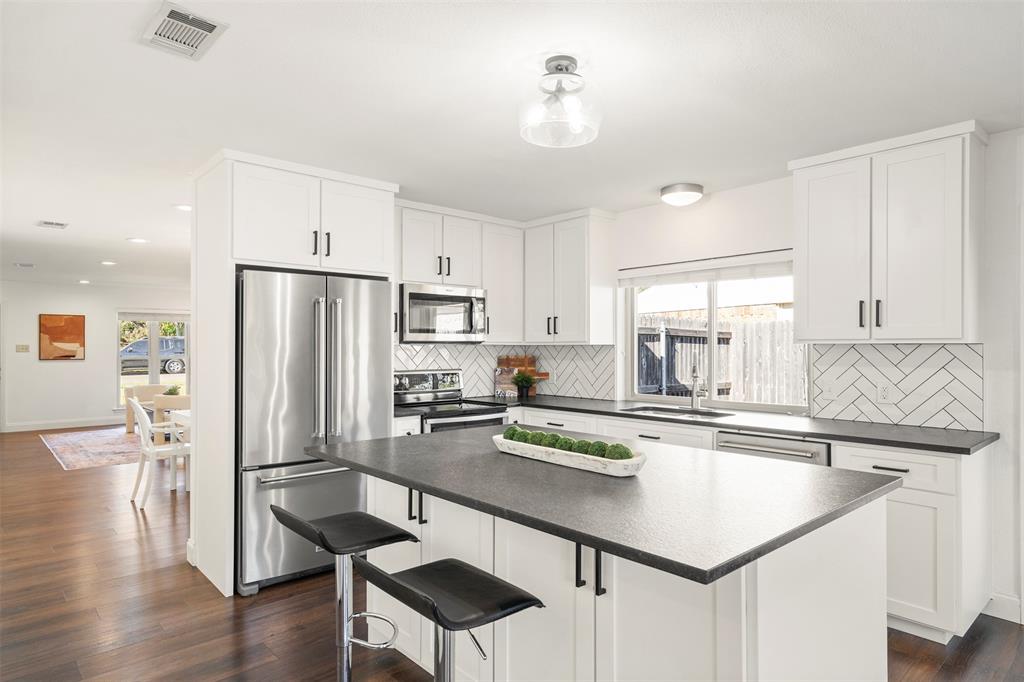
left=334, top=554, right=398, bottom=682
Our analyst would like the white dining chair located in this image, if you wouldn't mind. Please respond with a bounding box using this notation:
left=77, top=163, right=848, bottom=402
left=127, top=397, right=191, bottom=509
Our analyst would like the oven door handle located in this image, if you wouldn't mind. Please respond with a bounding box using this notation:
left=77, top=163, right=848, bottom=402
left=716, top=441, right=817, bottom=459
left=425, top=412, right=508, bottom=429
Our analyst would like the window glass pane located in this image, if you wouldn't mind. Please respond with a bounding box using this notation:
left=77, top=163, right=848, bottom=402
left=635, top=283, right=709, bottom=396
left=118, top=320, right=150, bottom=406
left=714, top=275, right=807, bottom=406
left=158, top=321, right=188, bottom=395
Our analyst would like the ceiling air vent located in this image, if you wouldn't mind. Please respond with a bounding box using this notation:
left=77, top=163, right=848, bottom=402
left=37, top=220, right=69, bottom=229
left=141, top=2, right=227, bottom=60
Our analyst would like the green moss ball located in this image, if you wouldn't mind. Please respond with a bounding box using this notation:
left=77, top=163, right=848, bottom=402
left=588, top=441, right=609, bottom=458
left=605, top=443, right=634, bottom=460
left=573, top=439, right=593, bottom=454
left=503, top=426, right=522, bottom=440
left=555, top=436, right=576, bottom=452
left=527, top=431, right=548, bottom=446
left=514, top=430, right=532, bottom=443
left=542, top=433, right=562, bottom=448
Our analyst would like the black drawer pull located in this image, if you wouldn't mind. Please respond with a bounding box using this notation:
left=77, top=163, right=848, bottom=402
left=417, top=490, right=427, bottom=524
left=407, top=488, right=416, bottom=521
left=594, top=549, right=606, bottom=596
left=547, top=422, right=564, bottom=427
left=574, top=543, right=586, bottom=588
left=872, top=464, right=910, bottom=474
left=638, top=434, right=661, bottom=440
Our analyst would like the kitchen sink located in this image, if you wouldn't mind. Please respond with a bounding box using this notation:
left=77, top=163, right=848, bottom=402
left=619, top=406, right=735, bottom=420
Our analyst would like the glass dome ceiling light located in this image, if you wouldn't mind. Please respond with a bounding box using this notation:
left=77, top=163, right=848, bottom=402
left=520, top=55, right=600, bottom=148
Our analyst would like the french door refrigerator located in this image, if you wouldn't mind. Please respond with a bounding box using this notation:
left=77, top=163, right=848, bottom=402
left=236, top=268, right=391, bottom=595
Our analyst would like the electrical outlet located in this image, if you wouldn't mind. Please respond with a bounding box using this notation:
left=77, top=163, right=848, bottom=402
left=876, top=382, right=897, bottom=404
left=15, top=344, right=29, bottom=353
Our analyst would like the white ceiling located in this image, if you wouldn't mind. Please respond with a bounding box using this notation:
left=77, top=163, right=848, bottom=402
left=3, top=1, right=1022, bottom=288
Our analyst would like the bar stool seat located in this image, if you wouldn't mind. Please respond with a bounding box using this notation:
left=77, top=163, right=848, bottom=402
left=270, top=507, right=417, bottom=555
left=354, top=556, right=543, bottom=631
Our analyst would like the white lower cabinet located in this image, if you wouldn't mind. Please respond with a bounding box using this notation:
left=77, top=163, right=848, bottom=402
left=596, top=417, right=714, bottom=450
left=522, top=409, right=597, bottom=434
left=392, top=415, right=422, bottom=437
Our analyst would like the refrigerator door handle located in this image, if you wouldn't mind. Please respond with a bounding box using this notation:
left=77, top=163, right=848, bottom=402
left=313, top=297, right=327, bottom=439
left=329, top=297, right=344, bottom=439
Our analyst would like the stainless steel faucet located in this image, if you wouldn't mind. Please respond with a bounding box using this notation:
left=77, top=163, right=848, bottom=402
left=690, top=364, right=708, bottom=410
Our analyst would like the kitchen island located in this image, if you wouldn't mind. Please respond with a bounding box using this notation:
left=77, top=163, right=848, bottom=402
left=310, top=425, right=902, bottom=681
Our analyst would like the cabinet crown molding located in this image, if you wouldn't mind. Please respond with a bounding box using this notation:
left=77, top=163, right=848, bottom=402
left=787, top=120, right=988, bottom=171
left=196, top=149, right=400, bottom=193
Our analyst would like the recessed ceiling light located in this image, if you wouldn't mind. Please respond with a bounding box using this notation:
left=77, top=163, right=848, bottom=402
left=79, top=280, right=90, bottom=284
left=174, top=204, right=193, bottom=212
left=100, top=260, right=117, bottom=266
left=37, top=220, right=69, bottom=230
left=14, top=262, right=35, bottom=269
left=660, top=183, right=705, bottom=207
left=126, top=237, right=149, bottom=244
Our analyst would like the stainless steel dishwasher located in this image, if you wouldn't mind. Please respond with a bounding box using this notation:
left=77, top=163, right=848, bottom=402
left=715, top=431, right=830, bottom=466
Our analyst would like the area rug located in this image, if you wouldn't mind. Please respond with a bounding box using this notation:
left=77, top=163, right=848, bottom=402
left=40, top=427, right=142, bottom=470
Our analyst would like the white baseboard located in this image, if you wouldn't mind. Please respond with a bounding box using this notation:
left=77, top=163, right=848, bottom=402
left=983, top=593, right=1023, bottom=624
left=186, top=538, right=196, bottom=567
left=887, top=615, right=953, bottom=644
left=2, top=416, right=123, bottom=433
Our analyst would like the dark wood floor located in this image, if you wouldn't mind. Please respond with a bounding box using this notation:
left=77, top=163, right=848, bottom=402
left=2, top=426, right=1022, bottom=681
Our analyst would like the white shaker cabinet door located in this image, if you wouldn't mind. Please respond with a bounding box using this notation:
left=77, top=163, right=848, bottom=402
left=366, top=477, right=424, bottom=666
left=319, top=180, right=393, bottom=275
left=524, top=224, right=555, bottom=342
left=232, top=162, right=320, bottom=268
left=493, top=519, right=594, bottom=682
left=871, top=137, right=963, bottom=340
left=401, top=209, right=444, bottom=284
left=793, top=157, right=871, bottom=341
left=552, top=218, right=588, bottom=343
left=442, top=215, right=483, bottom=287
left=481, top=224, right=524, bottom=343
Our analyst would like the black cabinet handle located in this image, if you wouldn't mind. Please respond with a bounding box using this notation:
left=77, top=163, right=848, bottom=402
left=445, top=257, right=451, bottom=277
left=875, top=299, right=882, bottom=327
left=595, top=549, right=606, bottom=596
left=437, top=256, right=443, bottom=276
left=574, top=543, right=586, bottom=588
left=553, top=316, right=559, bottom=334
left=417, top=491, right=427, bottom=524
left=546, top=317, right=552, bottom=335
left=858, top=300, right=865, bottom=328
left=407, top=488, right=416, bottom=521
left=638, top=434, right=661, bottom=440
left=547, top=422, right=564, bottom=427
left=486, top=316, right=490, bottom=334
left=405, top=431, right=413, bottom=436
left=312, top=230, right=319, bottom=256
left=872, top=464, right=910, bottom=474
left=394, top=312, right=398, bottom=333
left=325, top=232, right=331, bottom=257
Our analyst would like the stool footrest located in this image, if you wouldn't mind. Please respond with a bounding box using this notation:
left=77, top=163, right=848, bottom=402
left=349, top=611, right=398, bottom=650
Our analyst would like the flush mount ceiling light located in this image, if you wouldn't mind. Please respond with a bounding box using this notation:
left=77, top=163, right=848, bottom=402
left=126, top=237, right=149, bottom=244
left=660, top=183, right=705, bottom=207
left=520, top=55, right=600, bottom=148
left=173, top=204, right=193, bottom=212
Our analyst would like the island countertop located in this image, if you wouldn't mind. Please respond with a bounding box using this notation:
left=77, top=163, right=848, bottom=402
left=308, top=425, right=902, bottom=584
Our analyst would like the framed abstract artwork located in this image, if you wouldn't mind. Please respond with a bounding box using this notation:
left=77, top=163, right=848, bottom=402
left=39, top=314, right=85, bottom=360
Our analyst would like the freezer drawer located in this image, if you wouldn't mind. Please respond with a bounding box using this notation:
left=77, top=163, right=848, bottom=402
left=240, top=461, right=365, bottom=588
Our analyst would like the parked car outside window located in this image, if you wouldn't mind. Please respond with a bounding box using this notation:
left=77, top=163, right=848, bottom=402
left=119, top=336, right=187, bottom=374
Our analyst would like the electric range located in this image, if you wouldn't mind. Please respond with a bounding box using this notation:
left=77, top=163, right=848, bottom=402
left=394, top=370, right=509, bottom=433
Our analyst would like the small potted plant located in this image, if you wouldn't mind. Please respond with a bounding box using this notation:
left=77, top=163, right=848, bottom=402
left=164, top=384, right=182, bottom=396
left=512, top=370, right=535, bottom=401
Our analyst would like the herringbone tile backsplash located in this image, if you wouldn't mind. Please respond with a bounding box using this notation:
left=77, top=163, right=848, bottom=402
left=811, top=344, right=984, bottom=430
left=393, top=344, right=616, bottom=400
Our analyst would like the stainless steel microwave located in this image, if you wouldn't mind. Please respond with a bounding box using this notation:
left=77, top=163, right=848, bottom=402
left=400, top=283, right=486, bottom=343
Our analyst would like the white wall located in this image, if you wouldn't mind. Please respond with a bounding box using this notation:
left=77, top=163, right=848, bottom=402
left=613, top=176, right=793, bottom=270
left=979, top=128, right=1024, bottom=622
left=0, top=279, right=189, bottom=431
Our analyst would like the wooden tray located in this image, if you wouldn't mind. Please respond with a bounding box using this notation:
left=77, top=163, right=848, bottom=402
left=492, top=435, right=647, bottom=477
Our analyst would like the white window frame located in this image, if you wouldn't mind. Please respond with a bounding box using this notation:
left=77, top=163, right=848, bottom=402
left=114, top=311, right=190, bottom=410
left=624, top=278, right=810, bottom=416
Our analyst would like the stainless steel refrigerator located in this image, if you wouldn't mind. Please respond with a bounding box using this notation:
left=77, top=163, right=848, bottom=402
left=236, top=268, right=391, bottom=595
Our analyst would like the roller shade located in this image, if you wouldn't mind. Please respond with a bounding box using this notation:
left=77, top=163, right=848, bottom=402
left=617, top=249, right=793, bottom=288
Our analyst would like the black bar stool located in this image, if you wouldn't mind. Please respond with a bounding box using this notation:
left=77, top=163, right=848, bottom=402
left=353, top=554, right=544, bottom=682
left=270, top=505, right=419, bottom=682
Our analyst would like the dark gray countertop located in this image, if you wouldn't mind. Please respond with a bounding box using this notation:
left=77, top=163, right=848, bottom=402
left=463, top=395, right=999, bottom=455
left=309, top=425, right=902, bottom=584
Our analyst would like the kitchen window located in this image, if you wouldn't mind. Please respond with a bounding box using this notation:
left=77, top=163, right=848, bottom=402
left=627, top=261, right=808, bottom=413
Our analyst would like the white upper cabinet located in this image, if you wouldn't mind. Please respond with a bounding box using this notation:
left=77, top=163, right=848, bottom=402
left=793, top=157, right=871, bottom=341
left=233, top=163, right=321, bottom=268
left=481, top=223, right=524, bottom=343
left=229, top=157, right=396, bottom=276
left=524, top=214, right=615, bottom=345
left=790, top=122, right=984, bottom=343
left=401, top=209, right=444, bottom=284
left=442, top=215, right=483, bottom=287
left=871, top=137, right=964, bottom=340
